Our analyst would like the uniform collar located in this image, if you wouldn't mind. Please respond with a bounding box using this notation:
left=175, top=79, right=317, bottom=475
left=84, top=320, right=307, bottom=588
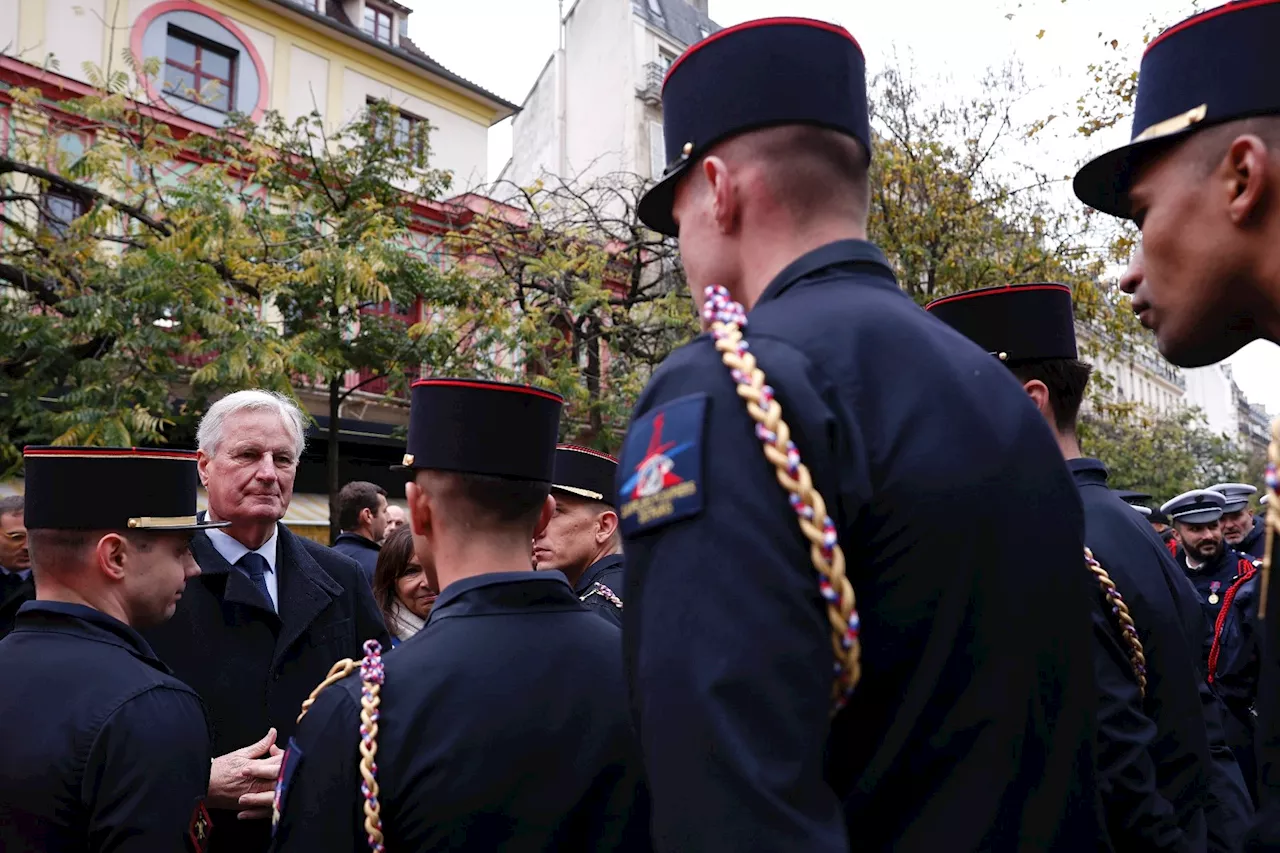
left=334, top=532, right=380, bottom=551
left=575, top=553, right=624, bottom=596
left=12, top=600, right=168, bottom=669
left=428, top=571, right=577, bottom=623
left=205, top=524, right=279, bottom=574
left=1066, top=457, right=1109, bottom=486
left=753, top=239, right=897, bottom=309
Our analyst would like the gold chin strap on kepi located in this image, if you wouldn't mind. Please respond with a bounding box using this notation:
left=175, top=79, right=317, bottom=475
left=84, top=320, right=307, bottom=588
left=1261, top=417, right=1280, bottom=619
left=703, top=285, right=861, bottom=714
left=1086, top=547, right=1147, bottom=696
left=290, top=640, right=386, bottom=853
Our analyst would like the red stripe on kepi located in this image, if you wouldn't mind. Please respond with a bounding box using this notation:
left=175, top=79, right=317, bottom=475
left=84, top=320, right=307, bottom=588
left=1145, top=0, right=1280, bottom=54
left=924, top=283, right=1071, bottom=311
left=557, top=443, right=619, bottom=463
left=410, top=378, right=565, bottom=403
left=664, top=17, right=861, bottom=88
left=22, top=446, right=198, bottom=459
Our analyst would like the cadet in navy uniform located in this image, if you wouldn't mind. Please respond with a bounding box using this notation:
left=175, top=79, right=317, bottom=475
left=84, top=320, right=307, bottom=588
left=272, top=379, right=648, bottom=852
left=0, top=447, right=223, bottom=852
left=534, top=444, right=624, bottom=627
left=1211, top=484, right=1266, bottom=560
left=928, top=283, right=1253, bottom=851
left=619, top=18, right=1101, bottom=851
left=1164, top=490, right=1262, bottom=800
left=1071, top=4, right=1280, bottom=837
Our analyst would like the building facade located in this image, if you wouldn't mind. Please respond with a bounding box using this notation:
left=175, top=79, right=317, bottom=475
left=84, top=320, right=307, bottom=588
left=499, top=0, right=716, bottom=190
left=1089, top=338, right=1187, bottom=416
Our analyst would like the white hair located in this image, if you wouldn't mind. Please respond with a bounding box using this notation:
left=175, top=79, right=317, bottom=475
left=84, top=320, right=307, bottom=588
left=197, top=390, right=307, bottom=457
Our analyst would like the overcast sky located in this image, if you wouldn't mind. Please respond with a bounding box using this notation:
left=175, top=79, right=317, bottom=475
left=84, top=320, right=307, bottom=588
left=407, top=0, right=1280, bottom=414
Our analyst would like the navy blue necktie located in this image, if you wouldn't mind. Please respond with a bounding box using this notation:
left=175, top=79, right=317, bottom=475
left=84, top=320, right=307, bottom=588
left=236, top=552, right=274, bottom=611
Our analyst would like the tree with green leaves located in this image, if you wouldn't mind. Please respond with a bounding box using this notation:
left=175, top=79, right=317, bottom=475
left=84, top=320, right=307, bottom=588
left=0, top=56, right=476, bottom=539
left=867, top=61, right=1144, bottom=362
left=1079, top=401, right=1249, bottom=502
left=451, top=174, right=698, bottom=451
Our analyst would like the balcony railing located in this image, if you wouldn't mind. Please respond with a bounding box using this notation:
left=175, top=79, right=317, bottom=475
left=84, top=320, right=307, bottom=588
left=637, top=62, right=664, bottom=106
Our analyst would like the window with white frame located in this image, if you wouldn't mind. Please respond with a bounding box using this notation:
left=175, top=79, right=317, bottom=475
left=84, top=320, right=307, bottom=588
left=363, top=5, right=394, bottom=44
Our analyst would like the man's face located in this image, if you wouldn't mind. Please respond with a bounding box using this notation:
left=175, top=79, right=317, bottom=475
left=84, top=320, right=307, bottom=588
left=1220, top=507, right=1255, bottom=546
left=1121, top=143, right=1260, bottom=367
left=122, top=532, right=201, bottom=628
left=0, top=511, right=29, bottom=570
left=367, top=494, right=389, bottom=542
left=1177, top=519, right=1225, bottom=562
left=198, top=410, right=298, bottom=525
left=383, top=505, right=406, bottom=539
left=533, top=493, right=605, bottom=576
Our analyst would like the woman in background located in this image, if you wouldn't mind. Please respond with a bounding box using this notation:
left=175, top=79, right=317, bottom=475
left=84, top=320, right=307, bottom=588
left=371, top=526, right=437, bottom=646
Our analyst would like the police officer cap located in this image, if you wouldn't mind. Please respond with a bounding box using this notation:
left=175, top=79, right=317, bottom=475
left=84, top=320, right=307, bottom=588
left=22, top=447, right=229, bottom=532
left=552, top=444, right=619, bottom=507
left=402, top=379, right=563, bottom=482
left=1149, top=508, right=1171, bottom=526
left=637, top=17, right=870, bottom=236
left=924, top=283, right=1078, bottom=364
left=1113, top=489, right=1154, bottom=506
left=1130, top=504, right=1154, bottom=518
left=1160, top=488, right=1227, bottom=524
left=1074, top=0, right=1280, bottom=218
left=1207, top=482, right=1258, bottom=513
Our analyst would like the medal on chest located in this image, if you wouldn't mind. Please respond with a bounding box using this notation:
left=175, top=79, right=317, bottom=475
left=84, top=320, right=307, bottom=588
left=1208, top=580, right=1221, bottom=605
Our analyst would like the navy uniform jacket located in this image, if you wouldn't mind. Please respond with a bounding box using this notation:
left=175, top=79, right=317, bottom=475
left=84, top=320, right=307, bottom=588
left=0, top=601, right=212, bottom=852
left=1237, top=520, right=1265, bottom=560
left=0, top=570, right=34, bottom=640
left=575, top=553, right=624, bottom=628
left=618, top=240, right=1101, bottom=852
left=1072, top=459, right=1252, bottom=852
left=271, top=572, right=649, bottom=852
left=1247, top=519, right=1280, bottom=850
left=330, top=533, right=380, bottom=584
left=143, top=523, right=390, bottom=853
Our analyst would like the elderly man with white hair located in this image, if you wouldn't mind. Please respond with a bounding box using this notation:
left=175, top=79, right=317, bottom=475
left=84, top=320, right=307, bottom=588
left=143, top=390, right=389, bottom=853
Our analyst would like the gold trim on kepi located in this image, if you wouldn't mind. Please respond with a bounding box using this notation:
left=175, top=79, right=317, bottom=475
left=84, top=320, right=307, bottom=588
left=1133, top=103, right=1207, bottom=143
left=552, top=484, right=605, bottom=501
left=128, top=515, right=200, bottom=529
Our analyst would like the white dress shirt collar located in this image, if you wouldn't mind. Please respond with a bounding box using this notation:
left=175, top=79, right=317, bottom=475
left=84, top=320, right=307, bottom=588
left=205, top=525, right=280, bottom=610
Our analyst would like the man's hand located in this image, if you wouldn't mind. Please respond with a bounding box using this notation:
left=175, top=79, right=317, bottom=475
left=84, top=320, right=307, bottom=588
left=207, top=728, right=286, bottom=819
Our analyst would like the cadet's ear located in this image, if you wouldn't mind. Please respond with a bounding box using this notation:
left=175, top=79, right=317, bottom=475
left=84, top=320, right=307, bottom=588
left=1223, top=133, right=1273, bottom=226
left=406, top=479, right=432, bottom=539
left=531, top=494, right=556, bottom=541
left=596, top=510, right=619, bottom=545
left=1022, top=379, right=1052, bottom=421
left=94, top=532, right=129, bottom=582
left=702, top=155, right=739, bottom=235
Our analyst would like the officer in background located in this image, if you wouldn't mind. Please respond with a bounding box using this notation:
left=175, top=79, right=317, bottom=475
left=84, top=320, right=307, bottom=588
left=0, top=495, right=33, bottom=639
left=0, top=447, right=222, bottom=852
left=620, top=18, right=1100, bottom=851
left=1164, top=489, right=1261, bottom=800
left=927, top=282, right=1253, bottom=850
left=272, top=379, right=648, bottom=852
left=1210, top=484, right=1266, bottom=559
left=534, top=444, right=624, bottom=627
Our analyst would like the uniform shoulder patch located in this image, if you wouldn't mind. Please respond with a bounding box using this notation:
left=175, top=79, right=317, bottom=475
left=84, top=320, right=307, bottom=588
left=271, top=738, right=304, bottom=835
left=618, top=393, right=706, bottom=536
left=187, top=799, right=212, bottom=853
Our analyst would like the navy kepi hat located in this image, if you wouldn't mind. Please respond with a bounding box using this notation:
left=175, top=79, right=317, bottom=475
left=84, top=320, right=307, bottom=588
left=552, top=445, right=618, bottom=507
left=638, top=17, right=869, bottom=236
left=1074, top=0, right=1280, bottom=217
left=924, top=284, right=1078, bottom=364
left=23, top=447, right=228, bottom=531
left=1114, top=489, right=1154, bottom=506
left=1207, top=482, right=1258, bottom=513
left=1161, top=489, right=1227, bottom=524
left=403, top=379, right=563, bottom=482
